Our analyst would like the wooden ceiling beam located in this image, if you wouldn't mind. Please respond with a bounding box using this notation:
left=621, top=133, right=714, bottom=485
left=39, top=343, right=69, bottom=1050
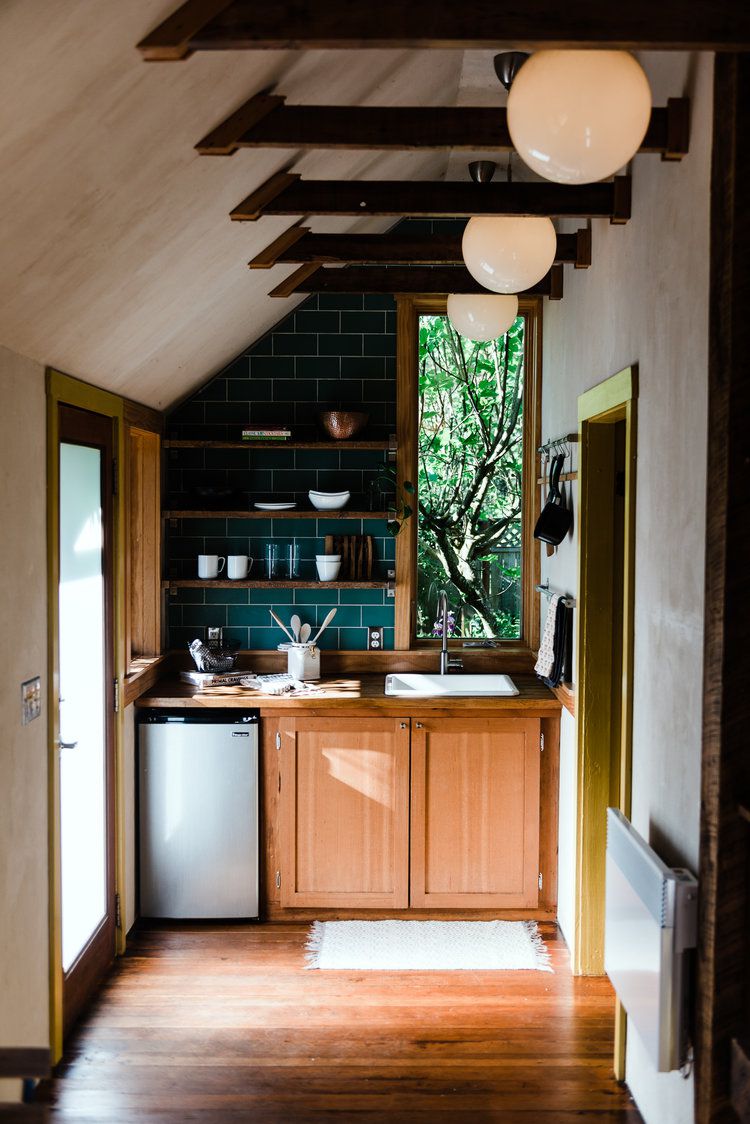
left=138, top=1, right=750, bottom=56
left=137, top=0, right=234, bottom=60
left=197, top=95, right=689, bottom=158
left=269, top=264, right=564, bottom=299
left=200, top=97, right=688, bottom=159
left=232, top=174, right=631, bottom=224
left=249, top=227, right=591, bottom=269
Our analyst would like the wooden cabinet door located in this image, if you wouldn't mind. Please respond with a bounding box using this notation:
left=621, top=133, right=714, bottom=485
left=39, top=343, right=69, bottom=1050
left=410, top=718, right=541, bottom=909
left=279, top=717, right=410, bottom=909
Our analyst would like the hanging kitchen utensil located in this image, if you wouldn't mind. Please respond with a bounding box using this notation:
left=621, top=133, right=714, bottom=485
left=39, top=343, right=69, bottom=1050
left=534, top=453, right=572, bottom=545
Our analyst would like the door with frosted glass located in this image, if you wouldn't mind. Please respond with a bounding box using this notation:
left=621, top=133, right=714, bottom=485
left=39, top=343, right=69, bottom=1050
left=58, top=405, right=116, bottom=1033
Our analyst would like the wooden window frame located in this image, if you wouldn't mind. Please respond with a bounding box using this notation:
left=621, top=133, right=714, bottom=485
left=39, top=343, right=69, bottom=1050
left=394, top=295, right=542, bottom=663
left=124, top=423, right=162, bottom=666
left=122, top=401, right=167, bottom=705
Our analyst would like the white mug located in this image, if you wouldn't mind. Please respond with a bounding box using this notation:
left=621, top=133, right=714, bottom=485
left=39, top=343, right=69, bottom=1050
left=198, top=554, right=225, bottom=579
left=227, top=555, right=251, bottom=580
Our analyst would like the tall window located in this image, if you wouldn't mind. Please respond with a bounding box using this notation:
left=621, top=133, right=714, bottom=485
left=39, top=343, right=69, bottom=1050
left=417, top=313, right=525, bottom=639
left=395, top=297, right=540, bottom=653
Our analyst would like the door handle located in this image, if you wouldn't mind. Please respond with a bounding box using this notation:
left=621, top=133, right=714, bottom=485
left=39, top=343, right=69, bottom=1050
left=59, top=740, right=78, bottom=750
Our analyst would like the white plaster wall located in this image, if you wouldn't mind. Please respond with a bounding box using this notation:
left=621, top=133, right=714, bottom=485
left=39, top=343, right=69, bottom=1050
left=542, top=51, right=712, bottom=1124
left=123, top=705, right=137, bottom=934
left=0, top=346, right=49, bottom=1101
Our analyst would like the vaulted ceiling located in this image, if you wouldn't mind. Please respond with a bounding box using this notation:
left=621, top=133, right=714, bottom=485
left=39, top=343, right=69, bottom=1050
left=0, top=2, right=493, bottom=408
left=0, top=3, right=695, bottom=411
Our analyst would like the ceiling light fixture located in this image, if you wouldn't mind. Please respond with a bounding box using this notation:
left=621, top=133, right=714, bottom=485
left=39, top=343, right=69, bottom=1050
left=460, top=156, right=557, bottom=294
left=506, top=50, right=652, bottom=184
left=462, top=214, right=557, bottom=294
left=447, top=293, right=519, bottom=342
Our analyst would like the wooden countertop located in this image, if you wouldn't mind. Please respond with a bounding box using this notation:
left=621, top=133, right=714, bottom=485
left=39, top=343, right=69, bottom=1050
left=135, top=673, right=561, bottom=715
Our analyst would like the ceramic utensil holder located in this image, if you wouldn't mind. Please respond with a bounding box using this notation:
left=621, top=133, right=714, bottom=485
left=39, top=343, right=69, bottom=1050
left=287, top=643, right=320, bottom=681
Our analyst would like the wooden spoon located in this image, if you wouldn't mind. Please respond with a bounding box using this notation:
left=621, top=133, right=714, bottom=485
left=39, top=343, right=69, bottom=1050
left=290, top=614, right=302, bottom=643
left=310, top=608, right=337, bottom=645
left=269, top=610, right=296, bottom=644
left=300, top=623, right=312, bottom=644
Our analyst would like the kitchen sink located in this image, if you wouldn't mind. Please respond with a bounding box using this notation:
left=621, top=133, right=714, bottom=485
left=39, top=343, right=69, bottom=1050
left=384, top=673, right=518, bottom=698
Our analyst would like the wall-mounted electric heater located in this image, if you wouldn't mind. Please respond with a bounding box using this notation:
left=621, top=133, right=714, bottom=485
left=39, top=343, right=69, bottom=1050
left=605, top=807, right=698, bottom=1072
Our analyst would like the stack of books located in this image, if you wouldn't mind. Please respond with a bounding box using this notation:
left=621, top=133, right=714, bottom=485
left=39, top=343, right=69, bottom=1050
left=241, top=427, right=292, bottom=442
left=180, top=670, right=250, bottom=689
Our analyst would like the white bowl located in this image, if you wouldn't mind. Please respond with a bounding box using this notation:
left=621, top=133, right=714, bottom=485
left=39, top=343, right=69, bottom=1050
left=316, top=554, right=342, bottom=581
left=309, top=490, right=350, bottom=511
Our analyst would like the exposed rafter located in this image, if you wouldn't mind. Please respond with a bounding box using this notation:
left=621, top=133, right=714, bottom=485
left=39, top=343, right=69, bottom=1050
left=137, top=0, right=750, bottom=58
left=231, top=174, right=631, bottom=223
left=268, top=264, right=564, bottom=300
left=196, top=93, right=689, bottom=160
left=249, top=226, right=592, bottom=270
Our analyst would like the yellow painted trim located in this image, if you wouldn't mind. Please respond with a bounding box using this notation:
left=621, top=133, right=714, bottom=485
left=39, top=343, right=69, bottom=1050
left=577, top=365, right=634, bottom=424
left=46, top=370, right=129, bottom=1063
left=46, top=387, right=62, bottom=1064
left=614, top=998, right=627, bottom=1082
left=573, top=366, right=638, bottom=980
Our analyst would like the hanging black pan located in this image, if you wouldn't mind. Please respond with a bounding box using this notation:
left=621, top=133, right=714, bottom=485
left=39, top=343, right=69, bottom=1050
left=534, top=453, right=572, bottom=545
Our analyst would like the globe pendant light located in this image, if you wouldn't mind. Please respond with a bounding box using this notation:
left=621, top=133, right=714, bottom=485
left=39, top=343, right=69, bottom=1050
left=462, top=214, right=557, bottom=294
left=447, top=293, right=519, bottom=342
left=507, top=50, right=652, bottom=184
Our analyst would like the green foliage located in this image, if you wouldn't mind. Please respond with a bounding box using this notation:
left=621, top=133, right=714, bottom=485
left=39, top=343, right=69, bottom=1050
left=375, top=463, right=415, bottom=537
left=416, top=314, right=525, bottom=639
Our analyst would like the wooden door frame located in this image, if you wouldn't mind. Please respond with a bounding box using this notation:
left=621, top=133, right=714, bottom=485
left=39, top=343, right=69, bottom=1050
left=46, top=371, right=127, bottom=1063
left=573, top=367, right=637, bottom=985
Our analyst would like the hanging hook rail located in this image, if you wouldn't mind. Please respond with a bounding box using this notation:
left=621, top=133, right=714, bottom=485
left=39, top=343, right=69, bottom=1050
left=537, top=433, right=579, bottom=455
left=536, top=581, right=576, bottom=608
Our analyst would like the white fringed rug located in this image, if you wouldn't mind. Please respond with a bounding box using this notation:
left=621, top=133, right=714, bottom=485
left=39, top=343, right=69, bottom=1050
left=305, top=920, right=552, bottom=972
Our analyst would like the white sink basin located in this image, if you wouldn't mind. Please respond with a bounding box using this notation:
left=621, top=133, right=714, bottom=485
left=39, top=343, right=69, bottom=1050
left=384, top=673, right=518, bottom=698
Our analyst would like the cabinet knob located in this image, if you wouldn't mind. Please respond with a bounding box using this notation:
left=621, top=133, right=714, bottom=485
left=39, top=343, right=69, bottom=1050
left=400, top=722, right=407, bottom=729
left=415, top=722, right=423, bottom=729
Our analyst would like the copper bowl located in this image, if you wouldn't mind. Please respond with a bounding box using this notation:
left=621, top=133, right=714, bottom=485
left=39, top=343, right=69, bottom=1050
left=318, top=410, right=369, bottom=441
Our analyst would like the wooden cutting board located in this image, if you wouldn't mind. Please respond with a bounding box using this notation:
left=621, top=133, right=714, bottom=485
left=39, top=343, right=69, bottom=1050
left=324, top=534, right=374, bottom=579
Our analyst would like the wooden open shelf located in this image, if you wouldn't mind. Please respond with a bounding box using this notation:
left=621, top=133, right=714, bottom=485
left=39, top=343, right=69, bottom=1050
left=163, top=510, right=390, bottom=520
left=165, top=439, right=396, bottom=451
left=163, top=579, right=390, bottom=590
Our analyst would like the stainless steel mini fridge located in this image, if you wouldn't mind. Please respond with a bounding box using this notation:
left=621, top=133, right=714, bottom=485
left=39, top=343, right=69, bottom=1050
left=138, top=709, right=259, bottom=919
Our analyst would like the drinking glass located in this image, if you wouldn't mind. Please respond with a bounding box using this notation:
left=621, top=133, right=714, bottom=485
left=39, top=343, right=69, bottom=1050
left=265, top=542, right=281, bottom=580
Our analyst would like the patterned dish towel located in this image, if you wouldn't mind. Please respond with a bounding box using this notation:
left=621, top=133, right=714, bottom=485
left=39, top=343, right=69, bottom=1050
left=534, top=594, right=561, bottom=679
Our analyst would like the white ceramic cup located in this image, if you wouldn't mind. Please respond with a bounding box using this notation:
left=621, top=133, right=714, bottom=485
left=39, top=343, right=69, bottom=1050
left=227, top=555, right=251, bottom=580
left=316, top=554, right=341, bottom=582
left=198, top=554, right=225, bottom=579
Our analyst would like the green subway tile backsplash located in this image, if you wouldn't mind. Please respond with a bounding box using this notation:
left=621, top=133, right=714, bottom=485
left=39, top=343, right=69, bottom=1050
left=166, top=290, right=396, bottom=651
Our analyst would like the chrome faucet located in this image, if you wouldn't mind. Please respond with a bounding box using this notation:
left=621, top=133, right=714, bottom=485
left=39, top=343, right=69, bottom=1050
left=437, top=589, right=463, bottom=675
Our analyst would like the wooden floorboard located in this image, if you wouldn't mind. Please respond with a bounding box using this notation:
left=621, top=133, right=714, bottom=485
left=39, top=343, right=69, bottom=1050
left=39, top=922, right=642, bottom=1122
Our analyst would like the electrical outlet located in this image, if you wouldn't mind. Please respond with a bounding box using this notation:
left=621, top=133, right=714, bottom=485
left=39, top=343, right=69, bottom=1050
left=21, top=676, right=42, bottom=725
left=367, top=626, right=383, bottom=651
